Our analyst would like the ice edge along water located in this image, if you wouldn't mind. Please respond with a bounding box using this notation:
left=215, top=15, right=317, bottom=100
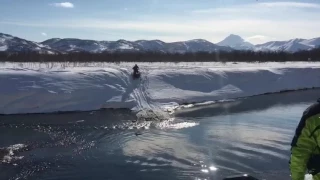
left=0, top=62, right=320, bottom=115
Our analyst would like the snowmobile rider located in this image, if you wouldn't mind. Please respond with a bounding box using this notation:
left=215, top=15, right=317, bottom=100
left=290, top=99, right=320, bottom=180
left=133, top=64, right=139, bottom=74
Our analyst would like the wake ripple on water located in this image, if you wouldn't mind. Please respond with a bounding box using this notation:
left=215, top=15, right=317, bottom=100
left=0, top=108, right=200, bottom=178
left=0, top=144, right=28, bottom=164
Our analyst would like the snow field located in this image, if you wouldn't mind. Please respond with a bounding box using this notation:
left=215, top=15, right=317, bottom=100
left=0, top=62, right=320, bottom=114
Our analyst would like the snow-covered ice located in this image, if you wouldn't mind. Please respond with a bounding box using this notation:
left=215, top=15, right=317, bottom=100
left=0, top=62, right=320, bottom=114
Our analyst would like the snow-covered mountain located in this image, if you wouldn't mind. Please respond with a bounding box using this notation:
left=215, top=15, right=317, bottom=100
left=42, top=38, right=104, bottom=53
left=0, top=33, right=233, bottom=53
left=166, top=39, right=232, bottom=53
left=301, top=37, right=320, bottom=48
left=0, top=33, right=56, bottom=54
left=42, top=38, right=232, bottom=53
left=1, top=32, right=320, bottom=53
left=42, top=39, right=142, bottom=53
left=217, top=34, right=254, bottom=50
left=134, top=40, right=167, bottom=52
left=218, top=34, right=320, bottom=52
left=255, top=39, right=314, bottom=52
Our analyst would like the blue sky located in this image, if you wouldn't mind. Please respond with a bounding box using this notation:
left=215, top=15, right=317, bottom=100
left=1, top=0, right=320, bottom=44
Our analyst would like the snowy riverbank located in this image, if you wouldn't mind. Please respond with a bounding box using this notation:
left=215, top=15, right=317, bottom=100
left=0, top=62, right=320, bottom=114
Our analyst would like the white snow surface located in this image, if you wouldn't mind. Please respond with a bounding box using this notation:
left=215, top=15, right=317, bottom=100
left=0, top=45, right=8, bottom=51
left=0, top=62, right=320, bottom=114
left=119, top=44, right=133, bottom=50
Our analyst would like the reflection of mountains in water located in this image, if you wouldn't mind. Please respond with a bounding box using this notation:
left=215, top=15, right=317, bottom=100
left=175, top=89, right=320, bottom=117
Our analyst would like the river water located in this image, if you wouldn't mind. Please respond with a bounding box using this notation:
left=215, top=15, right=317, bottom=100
left=0, top=89, right=319, bottom=180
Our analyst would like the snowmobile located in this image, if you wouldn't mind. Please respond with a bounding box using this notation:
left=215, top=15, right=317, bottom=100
left=132, top=64, right=141, bottom=79
left=132, top=70, right=141, bottom=79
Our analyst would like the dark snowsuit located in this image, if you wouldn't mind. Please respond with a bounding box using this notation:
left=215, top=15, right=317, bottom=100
left=133, top=65, right=139, bottom=73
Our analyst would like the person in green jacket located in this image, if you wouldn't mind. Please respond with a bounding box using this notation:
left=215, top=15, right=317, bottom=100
left=290, top=99, right=320, bottom=180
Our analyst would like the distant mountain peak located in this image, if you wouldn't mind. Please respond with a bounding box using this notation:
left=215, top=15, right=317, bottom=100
left=227, top=34, right=242, bottom=39
left=217, top=34, right=254, bottom=50
left=219, top=34, right=246, bottom=44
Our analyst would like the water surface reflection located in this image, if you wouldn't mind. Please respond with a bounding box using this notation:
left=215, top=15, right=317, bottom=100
left=0, top=90, right=319, bottom=180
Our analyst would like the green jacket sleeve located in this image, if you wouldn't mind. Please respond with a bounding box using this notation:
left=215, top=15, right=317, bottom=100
left=290, top=117, right=317, bottom=180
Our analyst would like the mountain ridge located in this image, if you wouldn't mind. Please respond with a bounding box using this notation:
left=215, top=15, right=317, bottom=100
left=1, top=32, right=320, bottom=53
